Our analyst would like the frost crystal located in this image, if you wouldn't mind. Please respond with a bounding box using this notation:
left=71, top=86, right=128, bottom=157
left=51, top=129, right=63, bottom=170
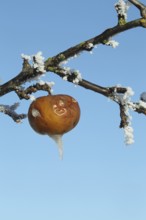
left=73, top=70, right=82, bottom=84
left=37, top=80, right=55, bottom=93
left=62, top=75, right=68, bottom=81
left=59, top=54, right=80, bottom=67
left=33, top=51, right=46, bottom=73
left=21, top=53, right=31, bottom=61
left=123, top=87, right=134, bottom=103
left=106, top=39, right=119, bottom=48
left=46, top=81, right=55, bottom=87
left=21, top=51, right=46, bottom=73
left=38, top=79, right=45, bottom=85
left=62, top=68, right=82, bottom=84
left=122, top=87, right=135, bottom=145
left=59, top=60, right=68, bottom=66
left=29, top=95, right=36, bottom=101
left=115, top=0, right=130, bottom=20
left=86, top=42, right=94, bottom=49
left=113, top=86, right=135, bottom=145
left=124, top=126, right=134, bottom=145
left=0, top=105, right=5, bottom=112
left=138, top=100, right=146, bottom=108
left=46, top=81, right=55, bottom=93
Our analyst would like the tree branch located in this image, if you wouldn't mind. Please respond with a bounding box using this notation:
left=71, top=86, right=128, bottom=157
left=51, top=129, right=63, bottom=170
left=45, top=18, right=146, bottom=68
left=0, top=1, right=146, bottom=124
left=14, top=82, right=53, bottom=100
left=0, top=17, right=145, bottom=98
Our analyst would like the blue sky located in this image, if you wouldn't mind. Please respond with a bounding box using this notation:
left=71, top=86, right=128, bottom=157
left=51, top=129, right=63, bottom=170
left=0, top=0, right=146, bottom=219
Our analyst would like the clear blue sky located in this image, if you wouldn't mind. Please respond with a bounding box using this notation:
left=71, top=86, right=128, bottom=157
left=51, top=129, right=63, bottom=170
left=0, top=0, right=146, bottom=219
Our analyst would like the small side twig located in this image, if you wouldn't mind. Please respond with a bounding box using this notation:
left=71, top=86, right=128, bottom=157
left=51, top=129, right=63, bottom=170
left=0, top=103, right=27, bottom=122
left=14, top=83, right=53, bottom=100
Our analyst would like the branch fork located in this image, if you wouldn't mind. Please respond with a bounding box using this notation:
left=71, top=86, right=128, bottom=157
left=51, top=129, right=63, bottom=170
left=0, top=0, right=146, bottom=144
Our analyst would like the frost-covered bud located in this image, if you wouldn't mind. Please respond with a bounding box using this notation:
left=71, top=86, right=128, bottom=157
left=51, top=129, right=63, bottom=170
left=63, top=75, right=68, bottom=81
left=124, top=125, right=134, bottom=145
left=33, top=51, right=46, bottom=73
left=46, top=81, right=55, bottom=87
left=86, top=42, right=94, bottom=50
left=38, top=80, right=45, bottom=85
left=123, top=87, right=134, bottom=102
left=115, top=0, right=130, bottom=20
left=73, top=70, right=82, bottom=84
left=138, top=100, right=146, bottom=108
left=21, top=53, right=31, bottom=61
left=106, top=40, right=119, bottom=48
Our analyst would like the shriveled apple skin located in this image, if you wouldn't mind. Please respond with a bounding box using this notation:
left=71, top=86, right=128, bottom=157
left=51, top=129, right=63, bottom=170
left=28, top=94, right=80, bottom=136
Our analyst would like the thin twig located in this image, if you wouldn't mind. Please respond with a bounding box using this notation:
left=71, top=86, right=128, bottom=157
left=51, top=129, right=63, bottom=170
left=129, top=0, right=146, bottom=18
left=0, top=103, right=27, bottom=122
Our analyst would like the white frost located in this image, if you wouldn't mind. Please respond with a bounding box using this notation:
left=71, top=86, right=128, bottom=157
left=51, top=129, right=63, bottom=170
left=115, top=0, right=130, bottom=20
left=114, top=86, right=135, bottom=145
left=122, top=87, right=135, bottom=145
left=62, top=75, right=68, bottom=81
left=123, top=87, right=134, bottom=103
left=21, top=53, right=31, bottom=61
left=33, top=51, right=46, bottom=73
left=86, top=42, right=94, bottom=49
left=124, top=126, right=134, bottom=145
left=21, top=51, right=46, bottom=73
left=29, top=95, right=36, bottom=101
left=138, top=100, right=146, bottom=108
left=105, top=39, right=119, bottom=48
left=0, top=105, right=5, bottom=112
left=73, top=70, right=82, bottom=84
left=38, top=79, right=45, bottom=85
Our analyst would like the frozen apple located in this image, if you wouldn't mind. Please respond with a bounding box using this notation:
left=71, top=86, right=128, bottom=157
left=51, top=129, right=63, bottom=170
left=28, top=94, right=80, bottom=158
